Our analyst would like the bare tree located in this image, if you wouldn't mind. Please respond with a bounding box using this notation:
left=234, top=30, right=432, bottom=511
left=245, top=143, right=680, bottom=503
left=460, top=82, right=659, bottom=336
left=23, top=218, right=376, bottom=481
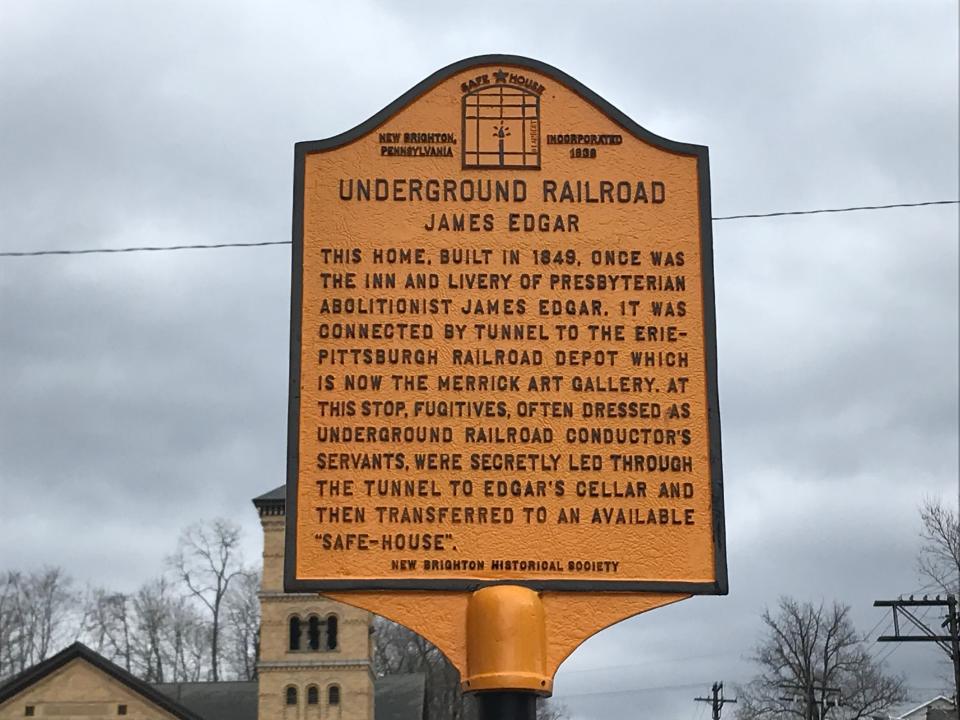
left=167, top=596, right=209, bottom=682
left=0, top=572, right=18, bottom=679
left=82, top=588, right=134, bottom=671
left=27, top=568, right=78, bottom=663
left=223, top=568, right=260, bottom=680
left=80, top=576, right=208, bottom=683
left=1, top=521, right=259, bottom=686
left=168, top=519, right=245, bottom=681
left=537, top=698, right=570, bottom=720
left=1, top=571, right=38, bottom=675
left=15, top=568, right=78, bottom=672
left=131, top=577, right=173, bottom=683
left=736, top=598, right=904, bottom=720
left=918, top=497, right=960, bottom=595
left=0, top=568, right=79, bottom=677
left=373, top=616, right=568, bottom=720
left=373, top=616, right=467, bottom=720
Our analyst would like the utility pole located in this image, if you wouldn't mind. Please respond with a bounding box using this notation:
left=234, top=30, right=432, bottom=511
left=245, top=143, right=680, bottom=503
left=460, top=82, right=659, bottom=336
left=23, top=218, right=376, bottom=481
left=874, top=595, right=960, bottom=703
left=696, top=682, right=737, bottom=720
left=950, top=595, right=960, bottom=706
left=778, top=682, right=841, bottom=720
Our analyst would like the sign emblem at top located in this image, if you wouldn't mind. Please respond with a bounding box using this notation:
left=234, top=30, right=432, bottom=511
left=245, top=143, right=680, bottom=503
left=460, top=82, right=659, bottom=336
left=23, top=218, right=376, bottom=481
left=461, top=68, right=542, bottom=169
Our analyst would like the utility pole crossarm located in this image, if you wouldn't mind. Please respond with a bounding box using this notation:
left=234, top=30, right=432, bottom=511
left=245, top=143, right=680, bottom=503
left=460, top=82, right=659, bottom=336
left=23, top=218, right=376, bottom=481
left=873, top=595, right=960, bottom=704
left=873, top=597, right=953, bottom=654
left=777, top=681, right=842, bottom=720
left=696, top=682, right=737, bottom=720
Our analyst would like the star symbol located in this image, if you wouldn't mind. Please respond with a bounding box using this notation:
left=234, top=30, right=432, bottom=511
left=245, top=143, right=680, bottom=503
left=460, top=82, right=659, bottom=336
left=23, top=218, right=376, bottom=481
left=493, top=69, right=508, bottom=83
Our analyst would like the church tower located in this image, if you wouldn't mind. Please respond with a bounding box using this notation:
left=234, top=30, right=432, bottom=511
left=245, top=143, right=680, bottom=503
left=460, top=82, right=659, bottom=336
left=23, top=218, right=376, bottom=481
left=254, top=486, right=375, bottom=720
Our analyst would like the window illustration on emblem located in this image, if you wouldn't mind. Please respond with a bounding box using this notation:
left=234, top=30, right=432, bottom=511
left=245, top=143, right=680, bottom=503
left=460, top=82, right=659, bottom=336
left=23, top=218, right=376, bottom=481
left=462, top=74, right=540, bottom=169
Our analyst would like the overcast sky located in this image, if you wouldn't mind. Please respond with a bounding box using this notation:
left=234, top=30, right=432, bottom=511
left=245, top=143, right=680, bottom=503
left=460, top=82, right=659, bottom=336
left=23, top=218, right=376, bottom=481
left=0, top=2, right=957, bottom=719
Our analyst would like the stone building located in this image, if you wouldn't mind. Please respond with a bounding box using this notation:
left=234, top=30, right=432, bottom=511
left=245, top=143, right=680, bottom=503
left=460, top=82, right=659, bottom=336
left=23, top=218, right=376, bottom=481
left=0, top=643, right=207, bottom=720
left=253, top=485, right=377, bottom=720
left=0, top=486, right=424, bottom=720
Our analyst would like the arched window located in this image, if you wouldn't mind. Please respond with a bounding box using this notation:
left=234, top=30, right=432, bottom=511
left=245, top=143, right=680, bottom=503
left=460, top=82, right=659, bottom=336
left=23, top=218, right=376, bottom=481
left=285, top=687, right=298, bottom=706
left=289, top=616, right=302, bottom=651
left=328, top=685, right=340, bottom=706
left=326, top=614, right=338, bottom=650
left=308, top=616, right=321, bottom=651
left=307, top=686, right=319, bottom=705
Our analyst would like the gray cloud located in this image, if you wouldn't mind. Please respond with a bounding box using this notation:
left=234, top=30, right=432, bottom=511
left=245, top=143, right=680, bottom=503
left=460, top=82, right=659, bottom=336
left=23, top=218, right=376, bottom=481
left=0, top=1, right=956, bottom=718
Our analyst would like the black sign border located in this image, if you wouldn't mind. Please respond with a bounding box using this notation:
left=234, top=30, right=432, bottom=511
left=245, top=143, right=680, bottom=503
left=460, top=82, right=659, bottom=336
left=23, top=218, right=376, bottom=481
left=284, top=54, right=727, bottom=595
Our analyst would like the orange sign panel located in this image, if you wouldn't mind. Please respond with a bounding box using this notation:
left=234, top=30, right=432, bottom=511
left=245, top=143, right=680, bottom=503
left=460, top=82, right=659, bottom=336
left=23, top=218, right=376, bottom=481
left=285, top=56, right=726, bottom=595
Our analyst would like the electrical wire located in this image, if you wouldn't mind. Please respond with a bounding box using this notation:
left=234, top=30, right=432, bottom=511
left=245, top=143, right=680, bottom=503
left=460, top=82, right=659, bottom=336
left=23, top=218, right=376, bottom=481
left=865, top=611, right=892, bottom=639
left=0, top=199, right=956, bottom=258
left=555, top=681, right=716, bottom=699
left=867, top=616, right=896, bottom=662
left=875, top=607, right=933, bottom=665
left=875, top=640, right=901, bottom=666
left=712, top=199, right=958, bottom=221
left=691, top=696, right=710, bottom=720
left=559, top=650, right=742, bottom=675
left=0, top=240, right=291, bottom=258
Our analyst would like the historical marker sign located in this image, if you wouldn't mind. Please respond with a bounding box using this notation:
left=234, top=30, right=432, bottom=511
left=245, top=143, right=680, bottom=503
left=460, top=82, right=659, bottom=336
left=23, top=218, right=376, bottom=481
left=285, top=55, right=726, bottom=595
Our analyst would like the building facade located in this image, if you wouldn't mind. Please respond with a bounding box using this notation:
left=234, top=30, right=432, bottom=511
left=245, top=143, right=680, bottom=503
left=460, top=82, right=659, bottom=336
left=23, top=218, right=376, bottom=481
left=254, top=486, right=376, bottom=720
left=0, top=488, right=421, bottom=720
left=0, top=643, right=205, bottom=720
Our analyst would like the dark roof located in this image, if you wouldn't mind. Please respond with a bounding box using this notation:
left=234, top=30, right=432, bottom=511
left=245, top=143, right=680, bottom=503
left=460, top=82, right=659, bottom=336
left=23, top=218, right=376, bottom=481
left=0, top=643, right=203, bottom=720
left=375, top=673, right=426, bottom=720
left=252, top=484, right=286, bottom=514
left=254, top=485, right=285, bottom=502
left=154, top=681, right=258, bottom=720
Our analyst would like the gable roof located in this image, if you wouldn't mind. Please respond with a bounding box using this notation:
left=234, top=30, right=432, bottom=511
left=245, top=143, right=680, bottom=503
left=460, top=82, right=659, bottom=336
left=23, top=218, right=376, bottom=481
left=0, top=642, right=203, bottom=720
left=895, top=696, right=957, bottom=720
left=375, top=673, right=426, bottom=720
left=154, top=681, right=257, bottom=720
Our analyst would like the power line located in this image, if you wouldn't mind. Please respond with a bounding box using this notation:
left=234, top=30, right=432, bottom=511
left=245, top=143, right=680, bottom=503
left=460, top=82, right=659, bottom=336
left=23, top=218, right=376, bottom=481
left=691, top=696, right=710, bottom=720
left=0, top=199, right=956, bottom=259
left=556, top=681, right=712, bottom=699
left=560, top=650, right=741, bottom=675
left=868, top=617, right=896, bottom=662
left=875, top=639, right=902, bottom=666
left=0, top=240, right=291, bottom=258
left=875, top=606, right=933, bottom=665
left=712, top=199, right=957, bottom=221
left=867, top=612, right=894, bottom=639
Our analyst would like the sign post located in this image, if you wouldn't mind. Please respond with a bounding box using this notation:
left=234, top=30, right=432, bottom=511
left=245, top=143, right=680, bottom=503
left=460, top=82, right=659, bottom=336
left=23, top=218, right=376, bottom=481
left=285, top=55, right=726, bottom=712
